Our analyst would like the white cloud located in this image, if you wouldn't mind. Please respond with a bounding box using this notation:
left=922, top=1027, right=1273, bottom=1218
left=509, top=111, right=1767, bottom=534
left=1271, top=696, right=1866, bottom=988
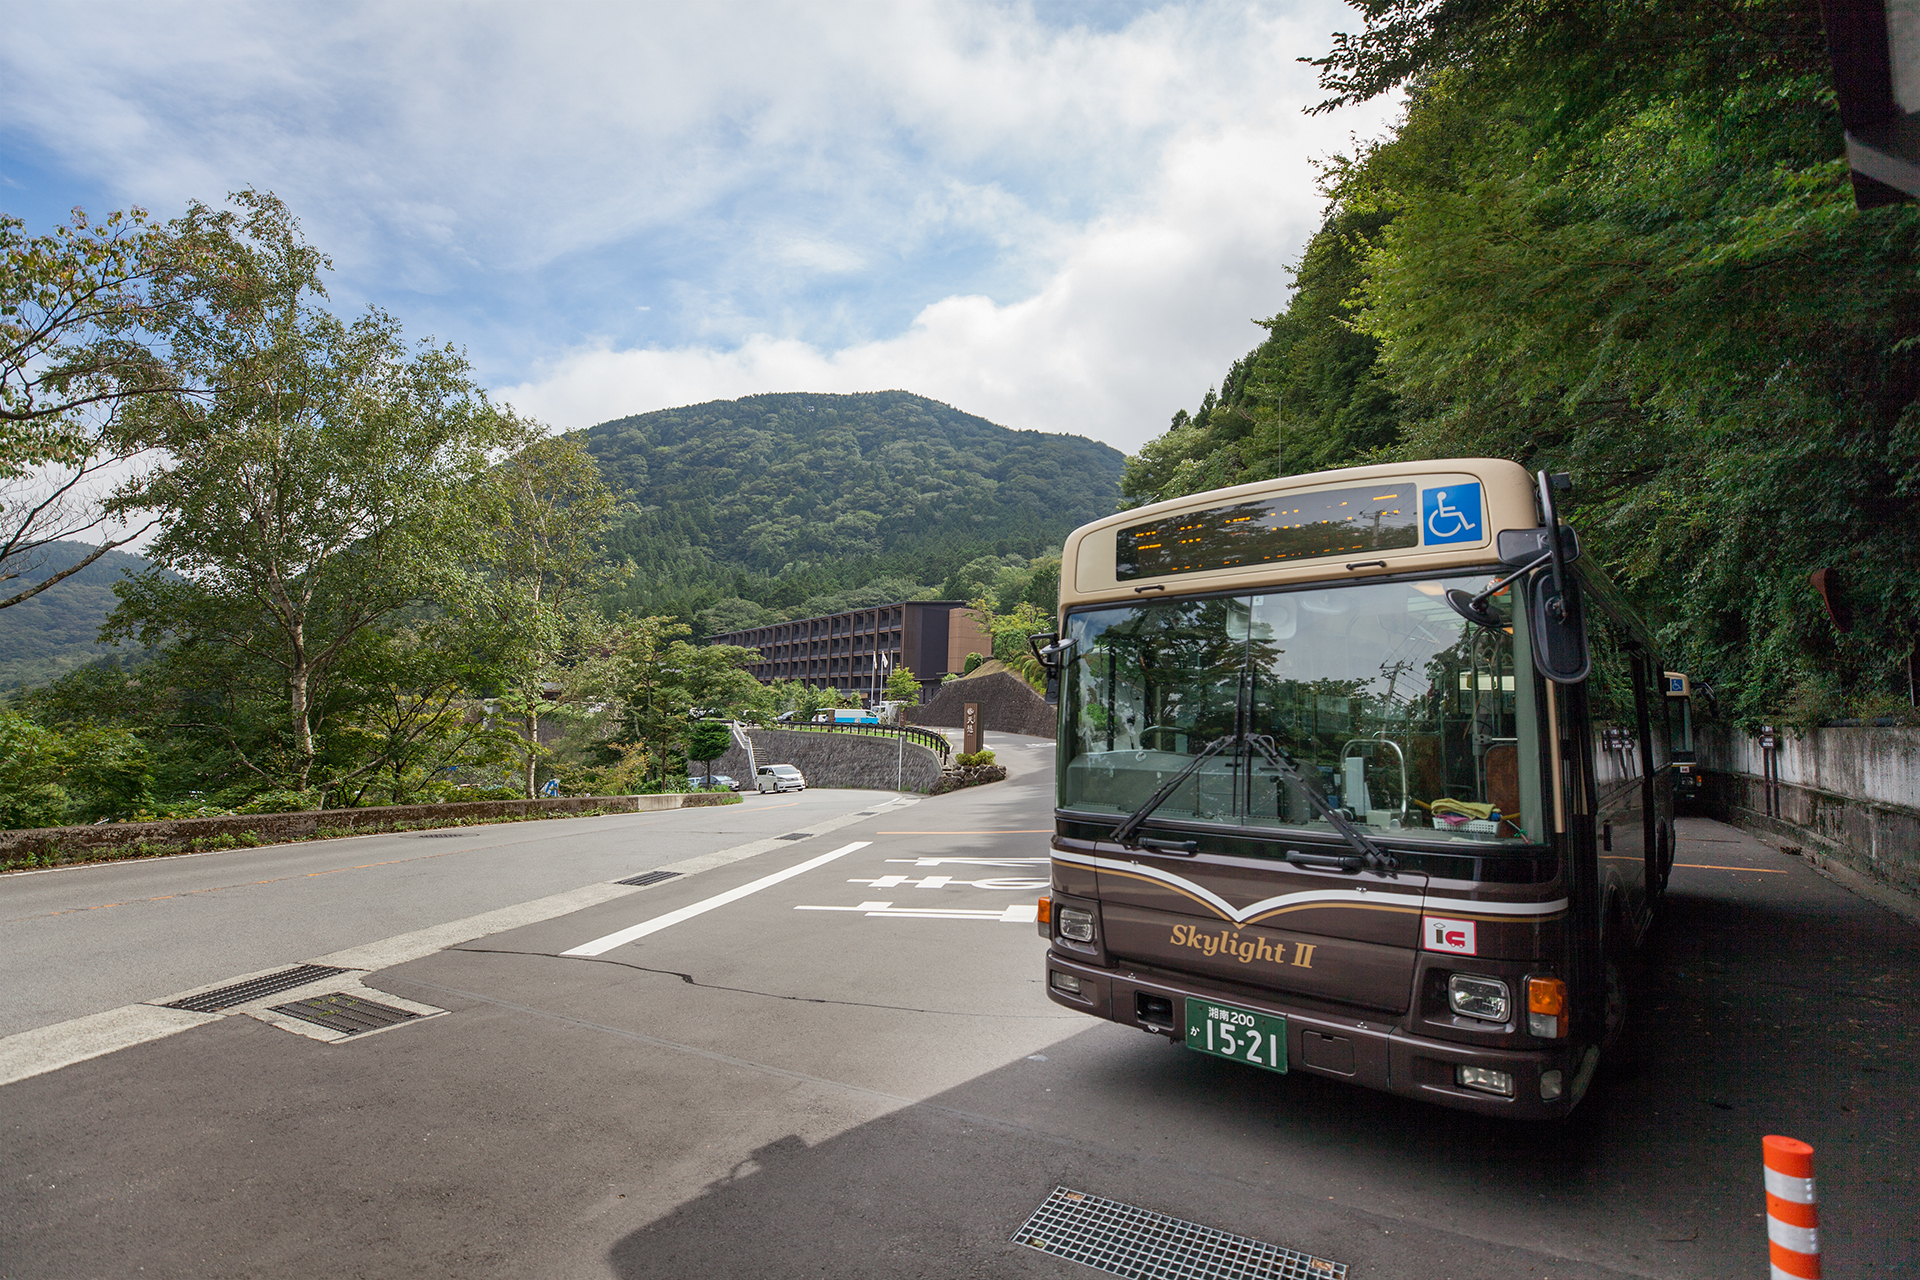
left=501, top=110, right=1361, bottom=451
left=2, top=0, right=1398, bottom=454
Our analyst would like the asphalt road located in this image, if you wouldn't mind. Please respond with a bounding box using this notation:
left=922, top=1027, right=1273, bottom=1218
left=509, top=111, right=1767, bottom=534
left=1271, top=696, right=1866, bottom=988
left=3, top=735, right=1914, bottom=1279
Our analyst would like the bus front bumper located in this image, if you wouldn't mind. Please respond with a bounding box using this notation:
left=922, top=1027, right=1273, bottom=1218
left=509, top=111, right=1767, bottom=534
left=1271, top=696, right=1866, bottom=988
left=1043, top=951, right=1593, bottom=1120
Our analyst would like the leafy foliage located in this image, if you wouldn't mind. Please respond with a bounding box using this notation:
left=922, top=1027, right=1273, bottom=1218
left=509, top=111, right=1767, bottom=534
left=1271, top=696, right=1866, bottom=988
left=884, top=664, right=922, bottom=701
left=581, top=391, right=1123, bottom=631
left=2, top=207, right=177, bottom=608
left=104, top=192, right=524, bottom=789
left=0, top=542, right=165, bottom=689
left=1122, top=0, right=1919, bottom=724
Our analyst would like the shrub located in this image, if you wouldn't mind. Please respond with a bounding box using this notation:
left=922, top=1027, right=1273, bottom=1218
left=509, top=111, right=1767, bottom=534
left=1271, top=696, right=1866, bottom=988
left=954, top=749, right=996, bottom=768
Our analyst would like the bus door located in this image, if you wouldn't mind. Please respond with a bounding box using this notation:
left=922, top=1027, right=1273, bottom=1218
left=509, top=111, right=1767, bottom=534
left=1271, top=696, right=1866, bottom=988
left=1089, top=844, right=1429, bottom=1015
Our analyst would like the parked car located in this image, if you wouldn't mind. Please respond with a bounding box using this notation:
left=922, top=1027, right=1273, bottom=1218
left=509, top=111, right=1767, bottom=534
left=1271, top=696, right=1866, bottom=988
left=755, top=764, right=806, bottom=793
left=688, top=773, right=741, bottom=791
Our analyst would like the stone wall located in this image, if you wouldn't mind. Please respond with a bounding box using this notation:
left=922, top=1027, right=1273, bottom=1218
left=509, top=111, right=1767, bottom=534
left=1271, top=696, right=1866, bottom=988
left=0, top=792, right=732, bottom=868
left=904, top=669, right=1056, bottom=739
left=712, top=726, right=944, bottom=793
left=1698, top=725, right=1920, bottom=904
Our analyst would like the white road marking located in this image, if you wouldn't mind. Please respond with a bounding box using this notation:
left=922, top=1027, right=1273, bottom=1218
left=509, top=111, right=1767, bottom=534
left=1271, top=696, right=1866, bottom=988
left=2, top=799, right=911, bottom=1085
left=794, top=901, right=1040, bottom=923
left=850, top=876, right=1047, bottom=891
left=886, top=856, right=1049, bottom=868
left=562, top=842, right=872, bottom=956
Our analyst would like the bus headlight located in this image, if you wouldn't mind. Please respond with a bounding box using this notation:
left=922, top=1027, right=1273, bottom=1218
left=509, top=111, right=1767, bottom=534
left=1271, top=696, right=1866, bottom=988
left=1447, top=974, right=1510, bottom=1022
left=1057, top=907, right=1096, bottom=943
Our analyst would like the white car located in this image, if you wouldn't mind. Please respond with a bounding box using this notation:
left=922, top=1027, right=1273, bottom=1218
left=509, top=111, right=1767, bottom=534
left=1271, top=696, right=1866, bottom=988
left=755, top=764, right=806, bottom=793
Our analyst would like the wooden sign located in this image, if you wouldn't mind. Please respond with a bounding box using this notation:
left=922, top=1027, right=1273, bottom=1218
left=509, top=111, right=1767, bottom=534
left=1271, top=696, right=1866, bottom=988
left=963, top=702, right=982, bottom=756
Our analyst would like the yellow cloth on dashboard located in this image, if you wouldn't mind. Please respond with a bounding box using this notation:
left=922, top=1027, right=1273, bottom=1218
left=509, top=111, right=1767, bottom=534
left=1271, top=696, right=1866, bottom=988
left=1428, top=799, right=1496, bottom=820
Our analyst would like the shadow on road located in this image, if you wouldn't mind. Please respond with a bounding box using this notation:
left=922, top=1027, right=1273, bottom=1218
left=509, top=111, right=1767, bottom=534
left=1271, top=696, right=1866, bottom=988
left=606, top=836, right=1919, bottom=1279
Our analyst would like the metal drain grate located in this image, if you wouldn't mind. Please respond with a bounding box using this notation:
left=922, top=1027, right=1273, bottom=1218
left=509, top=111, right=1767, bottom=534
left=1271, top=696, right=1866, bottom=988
left=269, top=992, right=422, bottom=1035
left=777, top=831, right=815, bottom=841
left=616, top=869, right=682, bottom=887
left=163, top=965, right=348, bottom=1013
left=416, top=831, right=467, bottom=838
left=1013, top=1187, right=1345, bottom=1280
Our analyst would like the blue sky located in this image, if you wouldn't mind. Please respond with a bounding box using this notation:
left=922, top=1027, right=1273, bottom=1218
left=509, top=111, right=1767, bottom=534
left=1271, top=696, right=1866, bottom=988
left=1, top=0, right=1397, bottom=454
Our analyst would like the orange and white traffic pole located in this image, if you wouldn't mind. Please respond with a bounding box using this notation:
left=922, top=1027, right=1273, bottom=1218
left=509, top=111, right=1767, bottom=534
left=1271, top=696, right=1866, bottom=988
left=1763, top=1135, right=1820, bottom=1279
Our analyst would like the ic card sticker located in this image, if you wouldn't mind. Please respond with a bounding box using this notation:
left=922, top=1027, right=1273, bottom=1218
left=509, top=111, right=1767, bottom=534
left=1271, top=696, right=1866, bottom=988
left=1423, top=916, right=1477, bottom=955
left=1421, top=482, right=1484, bottom=546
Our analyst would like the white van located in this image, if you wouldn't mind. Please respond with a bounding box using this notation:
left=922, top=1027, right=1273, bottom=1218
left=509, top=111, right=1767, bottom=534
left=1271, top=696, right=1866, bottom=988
left=755, top=764, right=807, bottom=793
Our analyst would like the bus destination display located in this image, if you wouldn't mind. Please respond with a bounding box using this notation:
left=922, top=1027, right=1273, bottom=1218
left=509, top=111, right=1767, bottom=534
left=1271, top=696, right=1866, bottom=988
left=1117, top=484, right=1420, bottom=580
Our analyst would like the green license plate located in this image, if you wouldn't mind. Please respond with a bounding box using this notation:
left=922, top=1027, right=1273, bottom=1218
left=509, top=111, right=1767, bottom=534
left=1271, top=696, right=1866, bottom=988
left=1185, top=998, right=1287, bottom=1074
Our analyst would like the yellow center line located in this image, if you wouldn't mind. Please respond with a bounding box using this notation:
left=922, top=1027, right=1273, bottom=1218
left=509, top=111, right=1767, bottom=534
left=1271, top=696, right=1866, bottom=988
left=1675, top=862, right=1787, bottom=873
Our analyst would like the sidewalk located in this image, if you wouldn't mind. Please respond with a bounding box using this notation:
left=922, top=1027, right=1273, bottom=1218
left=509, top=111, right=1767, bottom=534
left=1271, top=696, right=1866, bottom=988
left=1628, top=816, right=1919, bottom=1273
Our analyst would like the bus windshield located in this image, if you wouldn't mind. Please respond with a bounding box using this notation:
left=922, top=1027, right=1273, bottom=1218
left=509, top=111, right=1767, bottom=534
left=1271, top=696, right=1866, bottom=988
left=1060, top=575, right=1543, bottom=845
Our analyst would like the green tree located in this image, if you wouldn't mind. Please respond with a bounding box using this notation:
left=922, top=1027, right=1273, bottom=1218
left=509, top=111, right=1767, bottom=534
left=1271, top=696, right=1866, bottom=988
left=104, top=192, right=519, bottom=795
left=686, top=720, right=733, bottom=786
left=1121, top=0, right=1919, bottom=722
left=884, top=664, right=921, bottom=702
left=0, top=706, right=153, bottom=829
left=967, top=595, right=1052, bottom=689
left=2, top=207, right=177, bottom=609
left=461, top=431, right=626, bottom=798
left=607, top=616, right=760, bottom=787
left=0, top=708, right=74, bottom=828
left=696, top=596, right=775, bottom=637
left=327, top=625, right=509, bottom=806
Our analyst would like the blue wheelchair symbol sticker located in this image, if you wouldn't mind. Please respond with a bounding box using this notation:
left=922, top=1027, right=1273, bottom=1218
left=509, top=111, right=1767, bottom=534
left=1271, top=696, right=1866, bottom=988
left=1422, top=483, right=1483, bottom=545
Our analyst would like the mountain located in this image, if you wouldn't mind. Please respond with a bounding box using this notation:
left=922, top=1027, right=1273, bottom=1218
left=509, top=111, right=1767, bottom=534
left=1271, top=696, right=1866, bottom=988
left=578, top=390, right=1126, bottom=619
left=0, top=394, right=1127, bottom=689
left=0, top=543, right=162, bottom=690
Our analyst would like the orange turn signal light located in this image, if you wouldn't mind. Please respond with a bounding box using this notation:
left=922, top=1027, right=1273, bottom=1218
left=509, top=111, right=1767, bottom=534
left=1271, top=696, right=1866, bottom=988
left=1527, top=976, right=1568, bottom=1039
left=1037, top=895, right=1051, bottom=924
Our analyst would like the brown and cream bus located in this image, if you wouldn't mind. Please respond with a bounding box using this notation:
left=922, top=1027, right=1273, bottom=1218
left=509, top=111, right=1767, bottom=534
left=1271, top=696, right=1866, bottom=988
left=1032, top=459, right=1679, bottom=1116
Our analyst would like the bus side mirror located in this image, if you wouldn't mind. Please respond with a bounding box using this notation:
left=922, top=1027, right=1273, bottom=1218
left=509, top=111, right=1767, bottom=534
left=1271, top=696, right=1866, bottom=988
left=1526, top=469, right=1590, bottom=684
left=1029, top=632, right=1071, bottom=705
left=1530, top=574, right=1592, bottom=683
left=1497, top=525, right=1581, bottom=566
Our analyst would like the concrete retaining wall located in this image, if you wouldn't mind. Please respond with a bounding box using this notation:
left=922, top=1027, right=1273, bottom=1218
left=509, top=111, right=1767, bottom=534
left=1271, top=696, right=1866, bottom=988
left=712, top=726, right=943, bottom=793
left=1699, top=725, right=1920, bottom=902
left=0, top=792, right=733, bottom=868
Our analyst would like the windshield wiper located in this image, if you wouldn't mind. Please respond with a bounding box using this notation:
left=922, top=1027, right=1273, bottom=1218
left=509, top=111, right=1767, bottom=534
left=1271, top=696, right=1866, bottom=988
left=1107, top=734, right=1396, bottom=874
left=1241, top=735, right=1397, bottom=874
left=1109, top=735, right=1235, bottom=850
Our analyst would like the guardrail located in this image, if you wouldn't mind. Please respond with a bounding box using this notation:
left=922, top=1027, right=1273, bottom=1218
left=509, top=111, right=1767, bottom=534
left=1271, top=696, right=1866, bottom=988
left=772, top=721, right=952, bottom=760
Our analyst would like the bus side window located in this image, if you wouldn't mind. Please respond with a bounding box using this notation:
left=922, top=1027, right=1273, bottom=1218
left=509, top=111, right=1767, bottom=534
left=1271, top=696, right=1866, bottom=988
left=1644, top=658, right=1672, bottom=770
left=1586, top=610, right=1638, bottom=785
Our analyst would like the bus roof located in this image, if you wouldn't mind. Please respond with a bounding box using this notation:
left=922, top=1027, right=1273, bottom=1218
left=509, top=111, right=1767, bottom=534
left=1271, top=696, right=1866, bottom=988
left=1060, top=458, right=1539, bottom=611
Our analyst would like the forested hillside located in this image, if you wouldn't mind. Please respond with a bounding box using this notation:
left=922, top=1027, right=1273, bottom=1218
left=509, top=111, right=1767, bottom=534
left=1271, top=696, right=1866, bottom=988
left=579, top=391, right=1124, bottom=625
left=2, top=198, right=1118, bottom=828
left=0, top=543, right=163, bottom=689
left=1123, top=0, right=1918, bottom=727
